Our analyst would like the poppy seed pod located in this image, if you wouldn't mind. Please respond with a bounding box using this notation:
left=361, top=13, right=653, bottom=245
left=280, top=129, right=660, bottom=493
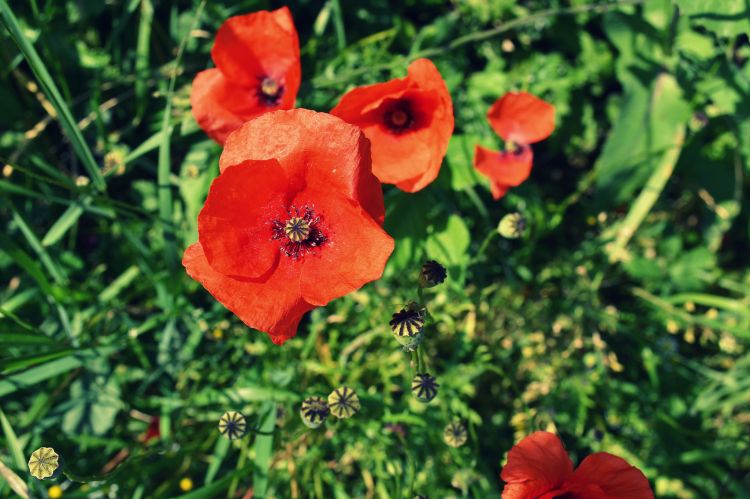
left=300, top=396, right=329, bottom=429
left=28, top=447, right=61, bottom=480
left=411, top=373, right=439, bottom=403
left=218, top=411, right=247, bottom=440
left=498, top=212, right=526, bottom=239
left=389, top=302, right=426, bottom=351
left=327, top=386, right=361, bottom=419
left=418, top=260, right=447, bottom=288
left=443, top=421, right=468, bottom=448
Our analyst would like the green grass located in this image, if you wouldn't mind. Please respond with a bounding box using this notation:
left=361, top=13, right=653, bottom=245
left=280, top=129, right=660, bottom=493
left=1, top=0, right=750, bottom=497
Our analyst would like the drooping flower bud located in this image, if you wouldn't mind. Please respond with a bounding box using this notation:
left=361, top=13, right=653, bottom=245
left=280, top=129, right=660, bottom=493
left=28, top=447, right=61, bottom=480
left=389, top=302, right=425, bottom=352
left=418, top=260, right=446, bottom=288
left=300, top=396, right=329, bottom=429
left=443, top=421, right=468, bottom=448
left=218, top=411, right=247, bottom=440
left=497, top=212, right=526, bottom=239
left=411, top=373, right=439, bottom=403
left=327, top=386, right=361, bottom=419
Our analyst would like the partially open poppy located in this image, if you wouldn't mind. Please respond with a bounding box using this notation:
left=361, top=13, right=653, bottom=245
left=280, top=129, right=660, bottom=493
left=183, top=109, right=393, bottom=345
left=474, top=92, right=555, bottom=200
left=191, top=7, right=301, bottom=144
left=331, top=58, right=454, bottom=193
left=501, top=431, right=653, bottom=499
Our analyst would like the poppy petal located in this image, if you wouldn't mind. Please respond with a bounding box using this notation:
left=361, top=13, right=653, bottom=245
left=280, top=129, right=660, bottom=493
left=487, top=92, right=555, bottom=145
left=183, top=243, right=313, bottom=345
left=190, top=69, right=263, bottom=144
left=211, top=7, right=300, bottom=90
left=330, top=58, right=453, bottom=193
left=566, top=452, right=654, bottom=499
left=473, top=145, right=534, bottom=200
left=296, top=189, right=394, bottom=306
left=501, top=432, right=574, bottom=499
left=220, top=109, right=385, bottom=225
left=198, top=159, right=287, bottom=279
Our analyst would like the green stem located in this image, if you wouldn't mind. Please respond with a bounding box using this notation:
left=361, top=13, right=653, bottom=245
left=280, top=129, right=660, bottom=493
left=473, top=230, right=497, bottom=264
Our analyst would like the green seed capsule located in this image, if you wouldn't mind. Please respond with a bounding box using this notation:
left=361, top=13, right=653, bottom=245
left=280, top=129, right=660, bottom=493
left=390, top=302, right=426, bottom=351
left=498, top=212, right=526, bottom=239
left=418, top=260, right=447, bottom=288
left=327, top=386, right=360, bottom=419
left=411, top=373, right=439, bottom=403
left=300, top=396, right=329, bottom=429
left=28, top=447, right=60, bottom=480
left=443, top=421, right=468, bottom=448
left=218, top=411, right=247, bottom=440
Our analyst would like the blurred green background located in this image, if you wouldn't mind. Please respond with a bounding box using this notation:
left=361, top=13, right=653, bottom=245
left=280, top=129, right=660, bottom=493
left=1, top=0, right=750, bottom=497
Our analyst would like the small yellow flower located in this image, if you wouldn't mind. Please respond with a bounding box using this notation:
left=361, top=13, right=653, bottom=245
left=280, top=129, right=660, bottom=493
left=48, top=485, right=63, bottom=498
left=179, top=478, right=194, bottom=492
left=666, top=320, right=679, bottom=334
left=28, top=447, right=60, bottom=480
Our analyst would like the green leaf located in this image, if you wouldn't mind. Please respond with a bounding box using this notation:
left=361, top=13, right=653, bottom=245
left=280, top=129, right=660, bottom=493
left=0, top=346, right=120, bottom=398
left=0, top=0, right=105, bottom=191
left=62, top=374, right=121, bottom=436
left=675, top=0, right=750, bottom=38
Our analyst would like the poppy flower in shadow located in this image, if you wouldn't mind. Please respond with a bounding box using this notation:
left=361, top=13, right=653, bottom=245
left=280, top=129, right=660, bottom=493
left=474, top=92, right=555, bottom=200
left=183, top=109, right=394, bottom=345
left=331, top=58, right=454, bottom=193
left=501, top=431, right=653, bottom=499
left=191, top=7, right=301, bottom=144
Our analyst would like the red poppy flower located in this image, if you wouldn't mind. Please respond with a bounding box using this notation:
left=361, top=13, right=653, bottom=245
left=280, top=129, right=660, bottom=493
left=330, top=58, right=454, bottom=193
left=501, top=432, right=653, bottom=499
left=183, top=109, right=394, bottom=345
left=190, top=7, right=301, bottom=144
left=474, top=92, right=555, bottom=200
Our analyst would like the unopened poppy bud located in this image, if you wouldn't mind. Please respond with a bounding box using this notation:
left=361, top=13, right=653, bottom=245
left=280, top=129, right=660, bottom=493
left=411, top=373, right=439, bottom=403
left=498, top=212, right=526, bottom=239
left=418, top=260, right=446, bottom=288
left=300, top=396, right=329, bottom=429
left=28, top=447, right=61, bottom=480
left=218, top=411, right=247, bottom=440
left=389, top=302, right=425, bottom=352
left=327, top=386, right=360, bottom=419
left=443, top=421, right=468, bottom=448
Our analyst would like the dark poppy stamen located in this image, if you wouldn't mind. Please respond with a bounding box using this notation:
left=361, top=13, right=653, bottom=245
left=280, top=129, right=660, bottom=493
left=384, top=102, right=414, bottom=133
left=258, top=76, right=284, bottom=105
left=271, top=205, right=326, bottom=259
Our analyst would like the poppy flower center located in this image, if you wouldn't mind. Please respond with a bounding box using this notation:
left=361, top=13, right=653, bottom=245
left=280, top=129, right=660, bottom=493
left=384, top=103, right=414, bottom=133
left=284, top=217, right=310, bottom=242
left=259, top=77, right=284, bottom=105
left=271, top=205, right=327, bottom=259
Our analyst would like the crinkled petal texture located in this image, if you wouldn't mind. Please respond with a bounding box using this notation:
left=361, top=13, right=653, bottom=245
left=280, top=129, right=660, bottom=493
left=220, top=109, right=386, bottom=225
left=473, top=145, right=533, bottom=200
left=330, top=58, right=454, bottom=193
left=184, top=110, right=394, bottom=345
left=191, top=7, right=301, bottom=144
left=500, top=432, right=654, bottom=499
left=565, top=453, right=654, bottom=499
left=487, top=92, right=555, bottom=145
left=501, top=432, right=574, bottom=499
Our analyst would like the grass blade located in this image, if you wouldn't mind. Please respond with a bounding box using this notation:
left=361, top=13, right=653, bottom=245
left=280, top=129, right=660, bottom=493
left=0, top=0, right=106, bottom=191
left=41, top=201, right=85, bottom=247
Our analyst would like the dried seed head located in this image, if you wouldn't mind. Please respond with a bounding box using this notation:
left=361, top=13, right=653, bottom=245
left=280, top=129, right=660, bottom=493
left=300, top=396, right=329, bottom=429
left=498, top=212, right=526, bottom=239
left=418, top=260, right=447, bottom=288
left=390, top=302, right=425, bottom=351
left=218, top=411, right=247, bottom=440
left=443, top=421, right=468, bottom=448
left=327, top=386, right=360, bottom=419
left=411, top=373, right=439, bottom=403
left=28, top=447, right=60, bottom=480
